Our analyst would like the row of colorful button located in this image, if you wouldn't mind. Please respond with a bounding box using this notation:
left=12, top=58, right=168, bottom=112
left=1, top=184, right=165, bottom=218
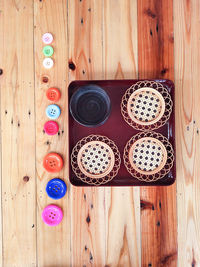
left=42, top=153, right=65, bottom=226
left=45, top=87, right=61, bottom=134
left=42, top=153, right=66, bottom=226
left=43, top=177, right=66, bottom=226
left=42, top=33, right=64, bottom=226
left=42, top=33, right=54, bottom=69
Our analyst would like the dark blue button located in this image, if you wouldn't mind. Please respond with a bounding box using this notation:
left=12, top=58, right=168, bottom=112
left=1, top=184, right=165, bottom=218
left=46, top=178, right=67, bottom=200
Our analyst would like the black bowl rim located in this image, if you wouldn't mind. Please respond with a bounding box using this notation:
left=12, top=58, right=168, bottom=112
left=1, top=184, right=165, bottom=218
left=69, top=84, right=111, bottom=127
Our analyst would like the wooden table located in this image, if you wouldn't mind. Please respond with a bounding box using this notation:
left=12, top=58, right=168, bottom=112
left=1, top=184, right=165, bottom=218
left=0, top=0, right=199, bottom=266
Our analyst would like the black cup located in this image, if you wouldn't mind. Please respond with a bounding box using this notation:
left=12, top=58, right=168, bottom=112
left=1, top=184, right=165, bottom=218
left=70, top=84, right=111, bottom=127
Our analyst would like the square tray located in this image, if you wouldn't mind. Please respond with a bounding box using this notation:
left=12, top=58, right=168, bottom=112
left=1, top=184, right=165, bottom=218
left=68, top=79, right=176, bottom=186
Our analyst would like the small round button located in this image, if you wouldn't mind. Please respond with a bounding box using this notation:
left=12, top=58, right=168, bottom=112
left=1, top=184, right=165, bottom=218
left=43, top=58, right=54, bottom=69
left=42, top=204, right=63, bottom=226
left=46, top=178, right=67, bottom=200
left=44, top=121, right=59, bottom=135
left=43, top=45, right=54, bottom=57
left=46, top=104, right=61, bottom=119
left=42, top=33, right=53, bottom=44
left=43, top=152, right=63, bottom=173
left=46, top=87, right=61, bottom=102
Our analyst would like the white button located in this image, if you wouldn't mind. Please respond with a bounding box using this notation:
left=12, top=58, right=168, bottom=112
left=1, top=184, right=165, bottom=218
left=42, top=33, right=53, bottom=44
left=43, top=58, right=54, bottom=69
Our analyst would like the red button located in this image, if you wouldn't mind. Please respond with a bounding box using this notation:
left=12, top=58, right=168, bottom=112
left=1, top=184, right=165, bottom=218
left=43, top=153, right=63, bottom=173
left=46, top=87, right=61, bottom=102
left=44, top=121, right=59, bottom=135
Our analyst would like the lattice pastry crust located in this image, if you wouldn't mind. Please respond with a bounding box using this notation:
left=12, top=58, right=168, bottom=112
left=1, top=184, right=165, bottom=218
left=124, top=132, right=174, bottom=182
left=71, top=135, right=121, bottom=185
left=121, top=81, right=173, bottom=131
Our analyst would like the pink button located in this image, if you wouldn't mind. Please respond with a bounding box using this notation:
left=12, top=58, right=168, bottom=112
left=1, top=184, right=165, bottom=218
left=42, top=204, right=63, bottom=226
left=44, top=121, right=59, bottom=135
left=42, top=33, right=53, bottom=44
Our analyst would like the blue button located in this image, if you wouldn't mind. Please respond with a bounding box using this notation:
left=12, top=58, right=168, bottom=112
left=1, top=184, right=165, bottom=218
left=46, top=104, right=61, bottom=120
left=46, top=178, right=67, bottom=200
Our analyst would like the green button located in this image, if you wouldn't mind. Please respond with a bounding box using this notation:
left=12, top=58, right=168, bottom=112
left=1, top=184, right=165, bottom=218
left=43, top=45, right=54, bottom=57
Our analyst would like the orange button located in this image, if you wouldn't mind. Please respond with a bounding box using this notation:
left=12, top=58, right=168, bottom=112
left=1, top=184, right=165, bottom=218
left=46, top=87, right=61, bottom=102
left=43, top=153, right=63, bottom=173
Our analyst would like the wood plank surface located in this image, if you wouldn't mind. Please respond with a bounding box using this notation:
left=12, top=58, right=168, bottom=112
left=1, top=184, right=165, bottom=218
left=0, top=5, right=3, bottom=262
left=68, top=1, right=106, bottom=266
left=34, top=1, right=70, bottom=266
left=174, top=0, right=200, bottom=266
left=0, top=1, right=36, bottom=266
left=138, top=1, right=177, bottom=266
left=0, top=98, right=1, bottom=267
left=103, top=1, right=141, bottom=266
left=1, top=0, right=200, bottom=266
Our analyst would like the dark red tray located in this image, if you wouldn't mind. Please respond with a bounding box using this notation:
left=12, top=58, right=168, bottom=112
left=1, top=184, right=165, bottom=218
left=68, top=79, right=176, bottom=186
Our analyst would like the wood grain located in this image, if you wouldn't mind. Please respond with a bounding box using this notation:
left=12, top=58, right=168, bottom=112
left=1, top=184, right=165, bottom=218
left=138, top=0, right=177, bottom=266
left=174, top=0, right=200, bottom=266
left=104, top=0, right=138, bottom=80
left=0, top=103, right=1, bottom=267
left=34, top=1, right=70, bottom=266
left=68, top=0, right=103, bottom=81
left=103, top=0, right=140, bottom=266
left=1, top=0, right=200, bottom=266
left=0, top=6, right=2, bottom=262
left=0, top=0, right=36, bottom=266
left=138, top=0, right=174, bottom=79
left=68, top=1, right=106, bottom=266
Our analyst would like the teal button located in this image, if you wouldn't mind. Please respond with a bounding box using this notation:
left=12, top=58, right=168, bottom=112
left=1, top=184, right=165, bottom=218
left=43, top=45, right=54, bottom=57
left=46, top=104, right=61, bottom=120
